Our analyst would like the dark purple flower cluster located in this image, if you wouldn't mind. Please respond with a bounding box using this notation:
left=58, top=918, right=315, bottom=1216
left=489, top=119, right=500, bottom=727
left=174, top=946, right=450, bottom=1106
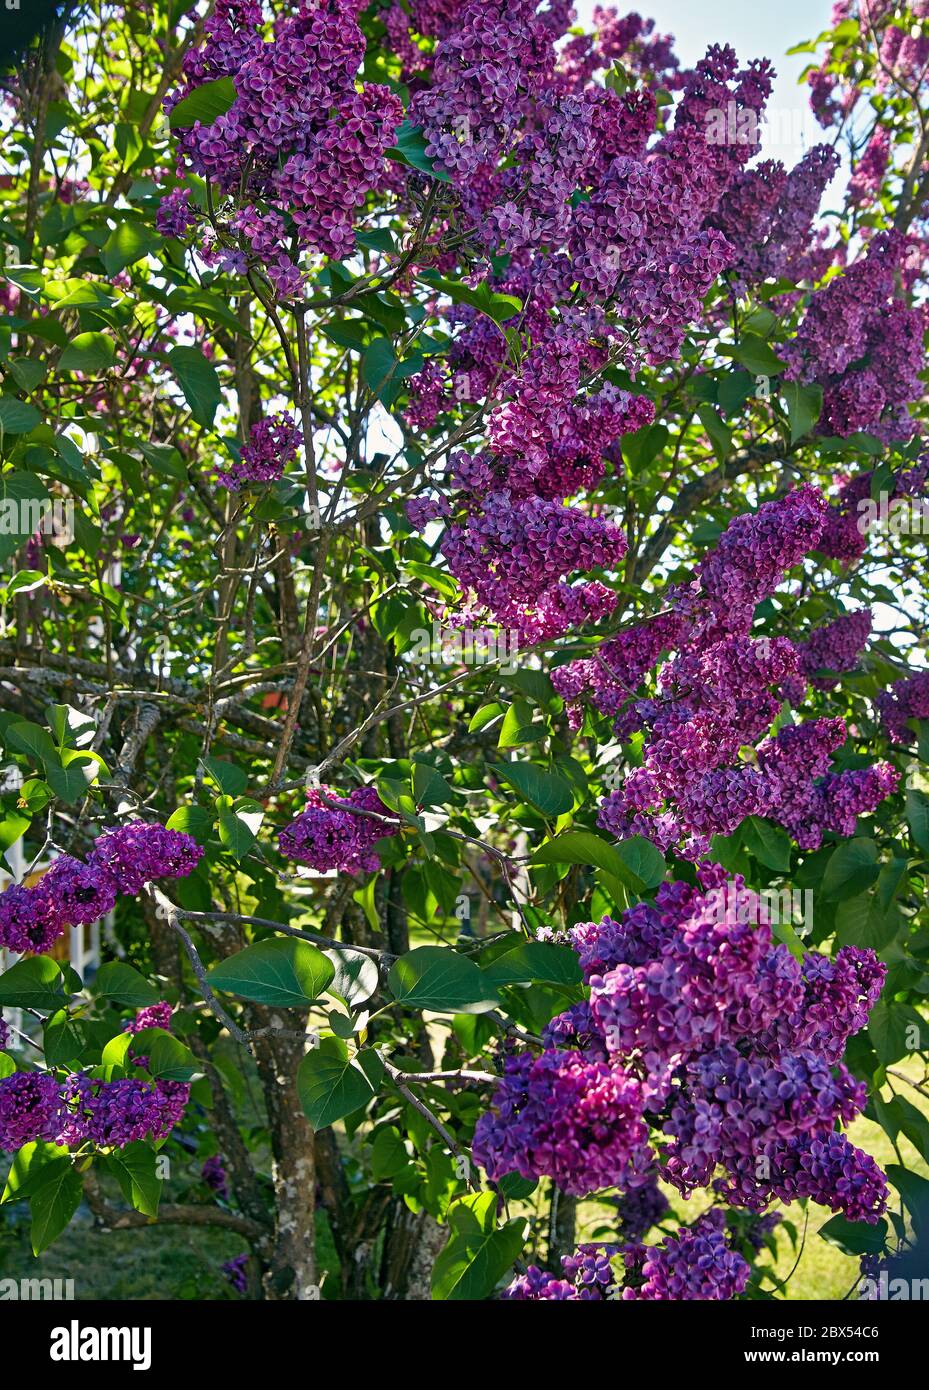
left=91, top=823, right=204, bottom=896
left=218, top=413, right=303, bottom=492
left=620, top=1210, right=750, bottom=1300
left=0, top=1072, right=66, bottom=1150
left=471, top=1047, right=652, bottom=1197
left=783, top=231, right=924, bottom=443
left=543, top=486, right=896, bottom=854
left=0, top=822, right=203, bottom=957
left=0, top=1068, right=189, bottom=1151
left=503, top=1211, right=749, bottom=1301
left=124, top=1002, right=174, bottom=1036
left=440, top=491, right=627, bottom=643
left=475, top=866, right=888, bottom=1235
left=279, top=785, right=399, bottom=875
left=877, top=668, right=929, bottom=744
left=161, top=0, right=403, bottom=292
left=222, top=1252, right=249, bottom=1295
left=60, top=1074, right=190, bottom=1148
left=202, top=1153, right=229, bottom=1200
left=796, top=609, right=871, bottom=687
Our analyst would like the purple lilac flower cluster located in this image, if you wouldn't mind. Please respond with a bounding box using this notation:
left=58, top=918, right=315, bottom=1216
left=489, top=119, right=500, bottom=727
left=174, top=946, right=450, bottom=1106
left=160, top=0, right=403, bottom=294
left=0, top=823, right=203, bottom=957
left=782, top=231, right=924, bottom=443
left=548, top=486, right=897, bottom=855
left=796, top=609, right=872, bottom=687
left=503, top=1211, right=749, bottom=1301
left=279, top=785, right=399, bottom=875
left=124, top=1002, right=174, bottom=1036
left=202, top=1153, right=230, bottom=1200
left=218, top=413, right=303, bottom=492
left=0, top=1069, right=189, bottom=1151
left=223, top=1253, right=249, bottom=1295
left=877, top=669, right=929, bottom=744
left=473, top=865, right=888, bottom=1239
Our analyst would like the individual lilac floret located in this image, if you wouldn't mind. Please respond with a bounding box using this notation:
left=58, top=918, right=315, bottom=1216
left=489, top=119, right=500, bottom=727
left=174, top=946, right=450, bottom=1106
left=90, top=823, right=204, bottom=895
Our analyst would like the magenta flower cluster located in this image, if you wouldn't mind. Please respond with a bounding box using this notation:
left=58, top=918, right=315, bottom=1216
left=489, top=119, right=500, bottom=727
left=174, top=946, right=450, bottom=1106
left=279, top=785, right=399, bottom=875
left=783, top=231, right=924, bottom=443
left=795, top=608, right=872, bottom=687
left=550, top=486, right=897, bottom=855
left=160, top=0, right=403, bottom=293
left=0, top=822, right=202, bottom=956
left=474, top=864, right=888, bottom=1236
left=0, top=1069, right=189, bottom=1151
left=503, top=1211, right=749, bottom=1301
left=219, top=413, right=303, bottom=492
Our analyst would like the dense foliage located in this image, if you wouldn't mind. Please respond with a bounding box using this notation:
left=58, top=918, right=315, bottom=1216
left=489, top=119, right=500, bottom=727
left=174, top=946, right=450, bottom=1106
left=1, top=0, right=929, bottom=1301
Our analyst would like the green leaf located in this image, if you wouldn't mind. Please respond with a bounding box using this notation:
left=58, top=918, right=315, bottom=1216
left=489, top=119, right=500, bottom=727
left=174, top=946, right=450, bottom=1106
left=532, top=830, right=665, bottom=893
left=101, top=222, right=162, bottom=277
left=165, top=804, right=214, bottom=844
left=0, top=396, right=41, bottom=433
left=104, top=1143, right=162, bottom=1217
left=136, top=1029, right=200, bottom=1082
left=741, top=816, right=793, bottom=873
left=43, top=1009, right=90, bottom=1068
left=2, top=1141, right=69, bottom=1205
left=370, top=1126, right=414, bottom=1182
left=418, top=271, right=521, bottom=325
left=58, top=332, right=115, bottom=374
left=697, top=402, right=731, bottom=463
left=8, top=357, right=44, bottom=393
left=821, top=837, right=879, bottom=901
left=297, top=1037, right=383, bottom=1129
left=868, top=1000, right=924, bottom=1064
left=907, top=788, right=929, bottom=855
left=0, top=479, right=52, bottom=559
left=818, top=1213, right=887, bottom=1257
left=95, top=961, right=159, bottom=1008
left=168, top=345, right=222, bottom=428
left=385, top=120, right=450, bottom=182
left=217, top=796, right=263, bottom=862
left=169, top=76, right=237, bottom=129
left=0, top=956, right=66, bottom=1011
left=721, top=333, right=787, bottom=376
left=324, top=947, right=380, bottom=1007
left=886, top=1165, right=929, bottom=1238
left=481, top=941, right=582, bottom=987
left=782, top=381, right=823, bottom=443
left=432, top=1194, right=528, bottom=1300
left=207, top=938, right=335, bottom=1008
left=361, top=337, right=398, bottom=400
left=29, top=1158, right=82, bottom=1254
left=388, top=945, right=500, bottom=1014
left=201, top=757, right=248, bottom=795
left=491, top=762, right=573, bottom=817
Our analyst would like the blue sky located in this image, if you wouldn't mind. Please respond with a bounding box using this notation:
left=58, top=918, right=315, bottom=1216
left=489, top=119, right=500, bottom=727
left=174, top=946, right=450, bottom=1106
left=575, top=0, right=835, bottom=164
